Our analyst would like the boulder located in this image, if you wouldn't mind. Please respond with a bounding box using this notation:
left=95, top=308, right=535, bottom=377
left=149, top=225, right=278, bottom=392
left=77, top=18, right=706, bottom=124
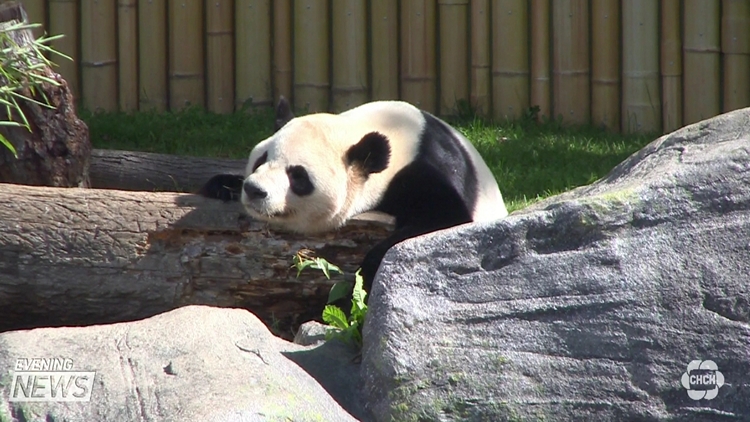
left=362, top=109, right=750, bottom=421
left=0, top=306, right=366, bottom=422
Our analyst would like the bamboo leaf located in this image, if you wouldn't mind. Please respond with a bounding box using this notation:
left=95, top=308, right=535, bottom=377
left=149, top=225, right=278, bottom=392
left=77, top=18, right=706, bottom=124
left=0, top=133, right=17, bottom=157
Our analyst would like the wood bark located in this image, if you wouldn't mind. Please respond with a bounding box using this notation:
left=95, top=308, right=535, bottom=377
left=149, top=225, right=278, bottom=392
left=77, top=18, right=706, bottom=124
left=89, top=149, right=246, bottom=193
left=0, top=183, right=393, bottom=337
left=0, top=2, right=91, bottom=188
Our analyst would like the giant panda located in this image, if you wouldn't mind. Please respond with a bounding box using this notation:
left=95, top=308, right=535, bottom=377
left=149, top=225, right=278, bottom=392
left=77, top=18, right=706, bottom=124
left=200, top=98, right=508, bottom=292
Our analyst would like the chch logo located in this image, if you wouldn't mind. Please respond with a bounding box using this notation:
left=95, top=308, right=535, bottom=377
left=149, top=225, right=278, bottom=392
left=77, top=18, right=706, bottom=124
left=681, top=360, right=724, bottom=400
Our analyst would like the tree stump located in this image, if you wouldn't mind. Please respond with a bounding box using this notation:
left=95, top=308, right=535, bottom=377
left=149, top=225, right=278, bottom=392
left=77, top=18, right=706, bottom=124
left=0, top=183, right=393, bottom=338
left=0, top=2, right=91, bottom=187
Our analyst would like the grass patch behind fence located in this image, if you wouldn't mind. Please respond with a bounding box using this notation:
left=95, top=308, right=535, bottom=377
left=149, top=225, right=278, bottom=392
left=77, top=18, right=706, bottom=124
left=83, top=107, right=655, bottom=212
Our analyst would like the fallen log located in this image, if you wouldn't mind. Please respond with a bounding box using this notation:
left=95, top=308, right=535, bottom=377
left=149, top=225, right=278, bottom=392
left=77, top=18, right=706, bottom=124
left=0, top=183, right=392, bottom=337
left=90, top=148, right=246, bottom=192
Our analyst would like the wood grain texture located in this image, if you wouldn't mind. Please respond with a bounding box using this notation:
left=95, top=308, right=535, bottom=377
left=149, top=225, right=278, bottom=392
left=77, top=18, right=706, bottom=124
left=0, top=183, right=392, bottom=333
left=89, top=149, right=246, bottom=192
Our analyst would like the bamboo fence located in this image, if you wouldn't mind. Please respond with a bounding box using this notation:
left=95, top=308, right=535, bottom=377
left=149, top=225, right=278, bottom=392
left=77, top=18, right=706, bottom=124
left=16, top=0, right=750, bottom=134
left=591, top=0, right=619, bottom=131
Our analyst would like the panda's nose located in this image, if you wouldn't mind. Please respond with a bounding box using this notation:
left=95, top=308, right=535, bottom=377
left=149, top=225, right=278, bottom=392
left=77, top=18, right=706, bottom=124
left=243, top=181, right=267, bottom=199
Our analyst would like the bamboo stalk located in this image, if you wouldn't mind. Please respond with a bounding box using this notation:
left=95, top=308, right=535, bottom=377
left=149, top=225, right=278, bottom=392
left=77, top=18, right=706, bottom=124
left=371, top=0, right=398, bottom=100
left=552, top=0, right=589, bottom=124
left=622, top=0, right=659, bottom=133
left=722, top=0, right=750, bottom=112
left=470, top=0, right=490, bottom=115
left=273, top=0, right=292, bottom=100
left=168, top=0, right=204, bottom=110
left=590, top=0, right=619, bottom=130
left=49, top=0, right=79, bottom=99
left=81, top=0, right=118, bottom=112
left=293, top=0, right=330, bottom=112
left=332, top=0, right=368, bottom=112
left=400, top=0, right=437, bottom=113
left=660, top=0, right=681, bottom=133
left=529, top=0, right=550, bottom=119
left=118, top=0, right=138, bottom=111
left=683, top=0, right=720, bottom=125
left=138, top=0, right=168, bottom=111
left=439, top=0, right=469, bottom=115
left=206, top=0, right=234, bottom=113
left=21, top=0, right=44, bottom=37
left=492, top=0, right=529, bottom=120
left=236, top=0, right=272, bottom=108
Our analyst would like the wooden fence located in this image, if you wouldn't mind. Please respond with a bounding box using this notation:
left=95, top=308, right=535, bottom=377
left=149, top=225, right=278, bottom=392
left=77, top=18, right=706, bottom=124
left=20, top=0, right=750, bottom=134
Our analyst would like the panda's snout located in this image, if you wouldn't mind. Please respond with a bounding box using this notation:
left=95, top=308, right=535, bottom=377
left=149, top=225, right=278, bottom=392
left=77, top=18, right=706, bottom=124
left=243, top=181, right=268, bottom=200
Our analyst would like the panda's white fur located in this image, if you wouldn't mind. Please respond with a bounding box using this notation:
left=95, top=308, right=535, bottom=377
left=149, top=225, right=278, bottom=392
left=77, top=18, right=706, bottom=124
left=200, top=99, right=507, bottom=290
left=242, top=101, right=506, bottom=234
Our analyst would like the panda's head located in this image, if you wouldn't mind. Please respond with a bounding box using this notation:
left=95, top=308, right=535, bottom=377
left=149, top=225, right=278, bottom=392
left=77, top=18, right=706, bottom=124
left=241, top=103, right=391, bottom=233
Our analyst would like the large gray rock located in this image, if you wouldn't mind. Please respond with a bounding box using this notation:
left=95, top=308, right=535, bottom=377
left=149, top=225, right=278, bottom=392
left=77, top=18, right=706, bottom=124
left=363, top=109, right=750, bottom=421
left=0, top=305, right=365, bottom=422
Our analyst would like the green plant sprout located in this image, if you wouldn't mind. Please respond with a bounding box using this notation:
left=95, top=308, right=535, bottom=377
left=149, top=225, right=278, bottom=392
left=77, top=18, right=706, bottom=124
left=322, top=269, right=367, bottom=348
left=292, top=249, right=342, bottom=279
left=292, top=251, right=368, bottom=348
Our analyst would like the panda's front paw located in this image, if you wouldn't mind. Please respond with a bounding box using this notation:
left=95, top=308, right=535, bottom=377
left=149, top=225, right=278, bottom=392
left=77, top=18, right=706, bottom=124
left=198, top=174, right=245, bottom=201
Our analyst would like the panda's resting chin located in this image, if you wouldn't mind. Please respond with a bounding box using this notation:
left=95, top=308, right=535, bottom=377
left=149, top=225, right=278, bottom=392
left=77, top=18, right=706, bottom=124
left=244, top=205, right=291, bottom=221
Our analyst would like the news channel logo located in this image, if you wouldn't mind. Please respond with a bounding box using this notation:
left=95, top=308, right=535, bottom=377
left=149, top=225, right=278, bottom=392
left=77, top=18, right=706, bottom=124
left=7, top=358, right=95, bottom=402
left=681, top=360, right=724, bottom=400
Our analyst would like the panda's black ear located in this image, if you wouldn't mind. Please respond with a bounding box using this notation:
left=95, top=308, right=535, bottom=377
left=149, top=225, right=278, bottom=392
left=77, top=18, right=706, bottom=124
left=346, top=132, right=391, bottom=175
left=274, top=96, right=294, bottom=132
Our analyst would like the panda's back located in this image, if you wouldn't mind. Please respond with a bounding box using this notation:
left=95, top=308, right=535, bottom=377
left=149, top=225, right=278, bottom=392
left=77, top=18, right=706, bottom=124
left=341, top=101, right=507, bottom=224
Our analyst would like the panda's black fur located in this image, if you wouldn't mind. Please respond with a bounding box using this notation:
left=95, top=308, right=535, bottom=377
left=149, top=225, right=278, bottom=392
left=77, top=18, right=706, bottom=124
left=200, top=98, right=507, bottom=294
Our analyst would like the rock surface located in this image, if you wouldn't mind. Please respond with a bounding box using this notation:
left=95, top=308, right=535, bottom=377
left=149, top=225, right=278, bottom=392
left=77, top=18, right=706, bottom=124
left=363, top=109, right=750, bottom=421
left=0, top=306, right=366, bottom=422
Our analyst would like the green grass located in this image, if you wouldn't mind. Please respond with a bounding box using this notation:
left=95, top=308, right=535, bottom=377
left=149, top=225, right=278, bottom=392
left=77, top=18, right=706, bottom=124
left=83, top=106, right=655, bottom=212
left=448, top=115, right=654, bottom=211
left=81, top=106, right=276, bottom=159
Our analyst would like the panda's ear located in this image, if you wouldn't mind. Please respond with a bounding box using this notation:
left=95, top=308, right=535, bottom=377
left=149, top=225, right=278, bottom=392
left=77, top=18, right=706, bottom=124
left=346, top=132, right=391, bottom=175
left=274, top=96, right=294, bottom=132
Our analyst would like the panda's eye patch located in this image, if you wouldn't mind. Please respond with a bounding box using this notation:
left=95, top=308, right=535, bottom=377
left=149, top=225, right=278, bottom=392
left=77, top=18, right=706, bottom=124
left=287, top=165, right=314, bottom=196
left=251, top=151, right=268, bottom=173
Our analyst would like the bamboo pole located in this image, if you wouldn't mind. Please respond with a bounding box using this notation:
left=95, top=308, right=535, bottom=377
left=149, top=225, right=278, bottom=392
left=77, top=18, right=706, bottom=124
left=660, top=0, right=681, bottom=133
left=400, top=0, right=437, bottom=113
left=591, top=0, right=619, bottom=130
left=236, top=0, right=272, bottom=108
left=49, top=0, right=79, bottom=99
left=21, top=0, right=44, bottom=37
left=118, top=0, right=138, bottom=111
left=722, top=0, right=750, bottom=113
left=529, top=0, right=550, bottom=119
left=470, top=0, right=490, bottom=115
left=293, top=0, right=329, bottom=112
left=168, top=0, right=204, bottom=110
left=622, top=0, right=660, bottom=133
left=552, top=0, right=589, bottom=125
left=273, top=0, right=292, bottom=100
left=439, top=0, right=469, bottom=115
left=371, top=0, right=399, bottom=100
left=492, top=0, right=529, bottom=121
left=81, top=0, right=118, bottom=112
left=683, top=1, right=720, bottom=125
left=206, top=0, right=234, bottom=113
left=138, top=0, right=168, bottom=111
left=332, top=0, right=368, bottom=112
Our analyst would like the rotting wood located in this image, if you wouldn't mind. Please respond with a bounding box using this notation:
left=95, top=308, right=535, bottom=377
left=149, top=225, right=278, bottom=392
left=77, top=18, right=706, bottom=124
left=0, top=183, right=393, bottom=338
left=89, top=148, right=246, bottom=193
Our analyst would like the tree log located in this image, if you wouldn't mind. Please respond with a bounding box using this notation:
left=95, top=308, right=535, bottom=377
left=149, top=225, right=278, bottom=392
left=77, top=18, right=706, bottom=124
left=0, top=183, right=393, bottom=337
left=0, top=2, right=90, bottom=188
left=89, top=149, right=246, bottom=193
